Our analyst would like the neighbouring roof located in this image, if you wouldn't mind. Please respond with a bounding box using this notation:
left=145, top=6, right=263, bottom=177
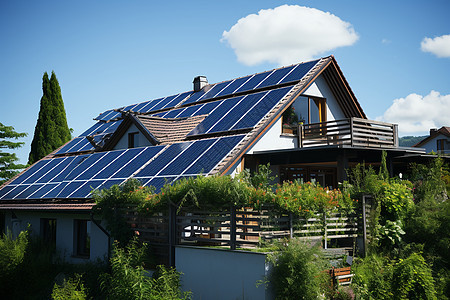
left=0, top=55, right=366, bottom=204
left=414, top=126, right=450, bottom=148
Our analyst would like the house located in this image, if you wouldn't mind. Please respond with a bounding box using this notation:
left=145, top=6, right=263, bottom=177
left=0, top=55, right=428, bottom=264
left=414, top=126, right=450, bottom=155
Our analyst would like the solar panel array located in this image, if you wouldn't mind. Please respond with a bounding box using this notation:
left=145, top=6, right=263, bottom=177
left=0, top=59, right=321, bottom=201
left=94, top=59, right=319, bottom=122
left=0, top=135, right=245, bottom=200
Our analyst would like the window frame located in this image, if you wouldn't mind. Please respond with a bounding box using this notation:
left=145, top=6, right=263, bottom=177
left=73, top=219, right=90, bottom=258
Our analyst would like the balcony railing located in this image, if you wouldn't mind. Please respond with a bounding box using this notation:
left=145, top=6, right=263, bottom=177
left=298, top=118, right=398, bottom=148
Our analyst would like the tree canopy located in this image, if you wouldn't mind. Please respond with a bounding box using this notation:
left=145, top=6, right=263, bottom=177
left=28, top=71, right=71, bottom=165
left=0, top=123, right=27, bottom=184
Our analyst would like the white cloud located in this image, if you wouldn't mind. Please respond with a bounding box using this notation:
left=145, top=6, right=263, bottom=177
left=377, top=91, right=450, bottom=135
left=221, top=5, right=359, bottom=66
left=421, top=34, right=450, bottom=58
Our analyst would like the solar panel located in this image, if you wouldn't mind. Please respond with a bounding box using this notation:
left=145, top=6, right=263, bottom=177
left=215, top=76, right=252, bottom=97
left=279, top=59, right=319, bottom=84
left=187, top=86, right=293, bottom=136
left=95, top=110, right=122, bottom=121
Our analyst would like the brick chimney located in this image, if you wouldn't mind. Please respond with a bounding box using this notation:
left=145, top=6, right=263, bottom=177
left=430, top=128, right=438, bottom=135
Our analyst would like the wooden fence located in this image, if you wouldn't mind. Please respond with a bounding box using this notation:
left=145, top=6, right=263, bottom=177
left=124, top=198, right=374, bottom=266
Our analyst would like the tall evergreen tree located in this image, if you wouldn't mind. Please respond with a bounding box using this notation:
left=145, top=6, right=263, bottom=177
left=0, top=123, right=27, bottom=184
left=28, top=71, right=71, bottom=165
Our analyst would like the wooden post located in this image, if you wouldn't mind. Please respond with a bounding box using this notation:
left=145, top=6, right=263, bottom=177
left=168, top=204, right=177, bottom=267
left=393, top=124, right=399, bottom=147
left=362, top=195, right=367, bottom=257
left=230, top=206, right=236, bottom=250
left=299, top=123, right=304, bottom=148
left=323, top=212, right=328, bottom=249
left=289, top=212, right=294, bottom=238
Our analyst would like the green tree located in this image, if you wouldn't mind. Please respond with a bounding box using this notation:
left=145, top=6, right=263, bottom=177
left=0, top=123, right=27, bottom=184
left=28, top=71, right=71, bottom=165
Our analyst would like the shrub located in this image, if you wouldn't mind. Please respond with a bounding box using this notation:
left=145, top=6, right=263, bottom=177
left=267, top=239, right=328, bottom=299
left=392, top=252, right=437, bottom=300
left=51, top=274, right=87, bottom=300
left=0, top=229, right=28, bottom=280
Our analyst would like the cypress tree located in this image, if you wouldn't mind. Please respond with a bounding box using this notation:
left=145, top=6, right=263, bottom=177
left=0, top=123, right=27, bottom=184
left=28, top=71, right=71, bottom=165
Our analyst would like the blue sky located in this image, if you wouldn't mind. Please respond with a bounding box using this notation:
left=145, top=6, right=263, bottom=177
left=1, top=0, right=449, bottom=165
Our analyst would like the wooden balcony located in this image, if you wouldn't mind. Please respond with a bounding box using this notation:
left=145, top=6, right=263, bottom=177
left=298, top=118, right=399, bottom=148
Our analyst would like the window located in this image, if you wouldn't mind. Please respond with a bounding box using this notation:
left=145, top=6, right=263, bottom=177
left=74, top=219, right=90, bottom=258
left=0, top=213, right=5, bottom=235
left=294, top=96, right=326, bottom=124
left=437, top=139, right=445, bottom=152
left=128, top=132, right=139, bottom=148
left=40, top=218, right=57, bottom=249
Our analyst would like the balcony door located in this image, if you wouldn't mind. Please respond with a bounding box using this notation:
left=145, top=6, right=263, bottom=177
left=295, top=96, right=326, bottom=124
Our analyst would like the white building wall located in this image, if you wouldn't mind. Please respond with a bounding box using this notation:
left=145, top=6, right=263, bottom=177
left=113, top=123, right=153, bottom=150
left=2, top=210, right=109, bottom=263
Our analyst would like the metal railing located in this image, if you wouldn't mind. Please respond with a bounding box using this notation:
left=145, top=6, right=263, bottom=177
left=298, top=118, right=398, bottom=148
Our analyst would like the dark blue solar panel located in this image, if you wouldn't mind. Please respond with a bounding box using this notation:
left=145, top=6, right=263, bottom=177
left=55, top=137, right=84, bottom=154
left=188, top=97, right=242, bottom=136
left=234, top=72, right=271, bottom=94
left=134, top=142, right=192, bottom=177
left=131, top=101, right=150, bottom=112
left=159, top=139, right=216, bottom=176
left=34, top=157, right=70, bottom=184
left=215, top=76, right=252, bottom=97
left=63, top=152, right=107, bottom=181
left=162, top=91, right=192, bottom=109
left=184, top=135, right=245, bottom=175
left=95, top=110, right=122, bottom=121
left=279, top=59, right=319, bottom=84
left=200, top=81, right=233, bottom=100
left=57, top=181, right=86, bottom=198
left=175, top=105, right=202, bottom=118
left=43, top=182, right=68, bottom=198
left=0, top=185, right=16, bottom=199
left=15, top=184, right=44, bottom=199
left=69, top=180, right=105, bottom=198
left=163, top=109, right=184, bottom=119
left=28, top=183, right=59, bottom=199
left=181, top=89, right=206, bottom=105
left=192, top=101, right=222, bottom=117
left=9, top=160, right=49, bottom=185
left=80, top=122, right=104, bottom=137
left=75, top=151, right=122, bottom=180
left=150, top=95, right=177, bottom=111
left=77, top=138, right=95, bottom=152
left=0, top=185, right=29, bottom=200
left=51, top=155, right=90, bottom=182
left=138, top=98, right=164, bottom=113
left=100, top=146, right=165, bottom=179
left=207, top=92, right=266, bottom=134
left=257, top=65, right=296, bottom=89
left=231, top=86, right=293, bottom=130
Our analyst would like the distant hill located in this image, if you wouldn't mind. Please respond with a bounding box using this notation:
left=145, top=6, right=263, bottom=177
left=399, top=135, right=427, bottom=147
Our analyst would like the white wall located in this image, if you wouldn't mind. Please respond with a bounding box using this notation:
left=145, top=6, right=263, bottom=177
left=176, top=246, right=272, bottom=300
left=113, top=123, right=153, bottom=150
left=2, top=210, right=109, bottom=263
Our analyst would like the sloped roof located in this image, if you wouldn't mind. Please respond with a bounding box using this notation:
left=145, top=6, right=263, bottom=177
left=414, top=126, right=450, bottom=147
left=0, top=55, right=366, bottom=203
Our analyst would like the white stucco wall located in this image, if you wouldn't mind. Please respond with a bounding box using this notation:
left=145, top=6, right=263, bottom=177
left=113, top=123, right=153, bottom=150
left=176, top=246, right=272, bottom=300
left=2, top=210, right=109, bottom=263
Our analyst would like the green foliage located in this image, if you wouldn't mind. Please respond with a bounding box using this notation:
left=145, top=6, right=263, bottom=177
left=353, top=254, right=394, bottom=299
left=377, top=220, right=405, bottom=249
left=93, top=178, right=154, bottom=245
left=0, top=122, right=27, bottom=184
left=398, top=135, right=427, bottom=147
left=282, top=104, right=299, bottom=126
left=0, top=229, right=29, bottom=280
left=267, top=239, right=328, bottom=300
left=29, top=71, right=71, bottom=164
left=101, top=238, right=190, bottom=300
left=392, top=252, right=437, bottom=300
left=52, top=274, right=88, bottom=300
